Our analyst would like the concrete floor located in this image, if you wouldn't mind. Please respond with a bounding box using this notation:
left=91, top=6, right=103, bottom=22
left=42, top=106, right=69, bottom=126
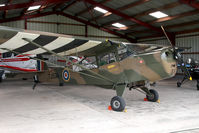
left=0, top=76, right=199, bottom=133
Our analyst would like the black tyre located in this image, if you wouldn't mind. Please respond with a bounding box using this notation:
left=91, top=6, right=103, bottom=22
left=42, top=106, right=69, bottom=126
left=177, top=82, right=181, bottom=87
left=0, top=77, right=2, bottom=83
left=197, top=83, right=199, bottom=91
left=110, top=96, right=126, bottom=112
left=146, top=89, right=159, bottom=102
left=22, top=78, right=27, bottom=80
left=59, top=83, right=64, bottom=86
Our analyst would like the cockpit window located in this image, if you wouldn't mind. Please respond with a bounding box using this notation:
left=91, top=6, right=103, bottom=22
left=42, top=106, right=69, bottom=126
left=99, top=52, right=117, bottom=66
left=118, top=43, right=136, bottom=61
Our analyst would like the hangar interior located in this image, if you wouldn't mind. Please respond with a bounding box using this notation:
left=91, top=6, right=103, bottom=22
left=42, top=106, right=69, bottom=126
left=0, top=0, right=199, bottom=133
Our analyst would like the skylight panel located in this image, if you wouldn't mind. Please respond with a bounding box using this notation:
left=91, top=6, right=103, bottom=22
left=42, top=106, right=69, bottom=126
left=112, top=23, right=126, bottom=28
left=94, top=7, right=108, bottom=14
left=149, top=11, right=168, bottom=18
left=0, top=4, right=5, bottom=7
left=27, top=5, right=41, bottom=11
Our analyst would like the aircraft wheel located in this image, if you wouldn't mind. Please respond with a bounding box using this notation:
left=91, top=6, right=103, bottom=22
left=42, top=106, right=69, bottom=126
left=146, top=89, right=159, bottom=102
left=0, top=77, right=2, bottom=82
left=110, top=96, right=126, bottom=112
left=59, top=83, right=64, bottom=86
left=177, top=82, right=181, bottom=87
left=22, top=78, right=27, bottom=80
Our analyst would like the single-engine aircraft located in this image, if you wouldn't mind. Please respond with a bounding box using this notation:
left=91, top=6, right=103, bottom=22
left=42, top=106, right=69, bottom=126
left=0, top=26, right=192, bottom=111
left=0, top=53, right=46, bottom=82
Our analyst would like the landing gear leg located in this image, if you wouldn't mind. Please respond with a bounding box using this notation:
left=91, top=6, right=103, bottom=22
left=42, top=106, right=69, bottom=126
left=0, top=70, right=4, bottom=83
left=197, top=80, right=199, bottom=91
left=177, top=76, right=187, bottom=87
left=110, top=84, right=126, bottom=111
left=140, top=87, right=159, bottom=102
left=55, top=68, right=64, bottom=86
left=32, top=75, right=39, bottom=90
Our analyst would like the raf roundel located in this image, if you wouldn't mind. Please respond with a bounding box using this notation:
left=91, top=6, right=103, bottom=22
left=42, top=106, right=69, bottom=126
left=62, top=69, right=70, bottom=82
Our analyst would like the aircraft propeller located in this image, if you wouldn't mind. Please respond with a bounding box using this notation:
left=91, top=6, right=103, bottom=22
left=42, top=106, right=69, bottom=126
left=161, top=26, right=192, bottom=81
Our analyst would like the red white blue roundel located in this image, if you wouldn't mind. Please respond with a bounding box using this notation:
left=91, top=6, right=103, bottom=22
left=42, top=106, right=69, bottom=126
left=62, top=69, right=70, bottom=81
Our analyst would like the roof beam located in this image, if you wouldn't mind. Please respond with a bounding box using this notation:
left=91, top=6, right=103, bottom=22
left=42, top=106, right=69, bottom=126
left=179, top=0, right=199, bottom=9
left=83, top=0, right=163, bottom=33
left=60, top=0, right=79, bottom=11
left=176, top=28, right=199, bottom=34
left=135, top=2, right=181, bottom=18
left=102, top=2, right=181, bottom=27
left=128, top=29, right=154, bottom=35
left=3, top=0, right=12, bottom=19
left=75, top=0, right=111, bottom=16
left=138, top=27, right=199, bottom=40
left=127, top=20, right=199, bottom=34
left=57, top=12, right=137, bottom=42
left=83, top=0, right=177, bottom=45
left=0, top=0, right=70, bottom=11
left=90, top=0, right=150, bottom=22
left=53, top=0, right=76, bottom=11
left=0, top=11, right=56, bottom=23
left=150, top=9, right=199, bottom=23
left=137, top=34, right=164, bottom=40
left=126, top=9, right=199, bottom=30
left=25, top=1, right=54, bottom=14
left=20, top=0, right=33, bottom=16
left=165, top=20, right=199, bottom=29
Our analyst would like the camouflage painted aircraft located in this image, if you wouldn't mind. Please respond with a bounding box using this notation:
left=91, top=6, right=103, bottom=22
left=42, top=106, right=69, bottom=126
left=0, top=26, right=191, bottom=111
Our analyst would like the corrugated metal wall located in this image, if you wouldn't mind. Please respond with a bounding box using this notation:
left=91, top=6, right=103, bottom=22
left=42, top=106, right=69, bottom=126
left=176, top=32, right=199, bottom=61
left=138, top=37, right=169, bottom=45
left=0, top=15, right=127, bottom=42
left=0, top=20, right=24, bottom=29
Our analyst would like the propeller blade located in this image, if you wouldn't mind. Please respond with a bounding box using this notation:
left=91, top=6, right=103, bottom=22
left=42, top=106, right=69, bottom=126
left=160, top=26, right=192, bottom=81
left=161, top=26, right=173, bottom=47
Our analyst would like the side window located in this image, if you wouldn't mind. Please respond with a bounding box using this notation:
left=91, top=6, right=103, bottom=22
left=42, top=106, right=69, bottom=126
left=70, top=56, right=97, bottom=72
left=99, top=52, right=117, bottom=66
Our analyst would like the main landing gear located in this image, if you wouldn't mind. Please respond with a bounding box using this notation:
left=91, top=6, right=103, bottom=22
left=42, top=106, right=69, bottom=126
left=197, top=80, right=199, bottom=91
left=177, top=76, right=199, bottom=91
left=110, top=85, right=159, bottom=112
left=136, top=87, right=159, bottom=102
left=177, top=76, right=187, bottom=87
left=0, top=70, right=4, bottom=83
left=111, top=96, right=126, bottom=111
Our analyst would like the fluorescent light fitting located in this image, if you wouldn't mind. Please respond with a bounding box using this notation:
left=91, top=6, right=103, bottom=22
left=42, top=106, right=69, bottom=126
left=94, top=7, right=108, bottom=14
left=0, top=4, right=5, bottom=7
left=149, top=11, right=168, bottom=18
left=27, top=5, right=41, bottom=11
left=112, top=23, right=126, bottom=28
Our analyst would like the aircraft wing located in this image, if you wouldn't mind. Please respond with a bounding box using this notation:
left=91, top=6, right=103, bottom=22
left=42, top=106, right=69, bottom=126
left=0, top=26, right=173, bottom=57
left=0, top=26, right=115, bottom=57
